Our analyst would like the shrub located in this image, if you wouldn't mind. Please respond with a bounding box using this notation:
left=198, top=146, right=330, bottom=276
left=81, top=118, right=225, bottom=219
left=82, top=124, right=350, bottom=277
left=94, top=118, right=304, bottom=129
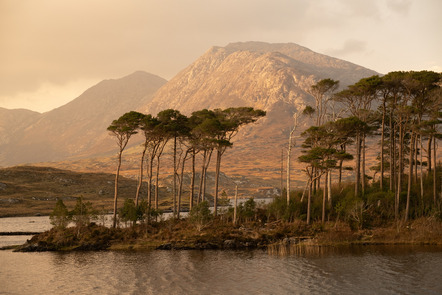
left=70, top=196, right=97, bottom=227
left=189, top=201, right=212, bottom=230
left=49, top=199, right=70, bottom=229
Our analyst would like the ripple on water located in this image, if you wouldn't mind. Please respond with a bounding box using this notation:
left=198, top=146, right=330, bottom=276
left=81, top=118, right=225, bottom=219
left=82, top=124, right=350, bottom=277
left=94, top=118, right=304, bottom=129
left=1, top=246, right=442, bottom=295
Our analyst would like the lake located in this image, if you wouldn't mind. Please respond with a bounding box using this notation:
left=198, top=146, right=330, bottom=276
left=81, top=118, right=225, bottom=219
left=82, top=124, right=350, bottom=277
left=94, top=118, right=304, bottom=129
left=1, top=217, right=442, bottom=294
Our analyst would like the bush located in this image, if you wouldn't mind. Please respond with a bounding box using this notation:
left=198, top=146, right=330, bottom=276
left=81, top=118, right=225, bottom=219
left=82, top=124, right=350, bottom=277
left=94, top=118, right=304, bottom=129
left=119, top=199, right=138, bottom=225
left=70, top=196, right=97, bottom=227
left=189, top=201, right=212, bottom=229
left=49, top=199, right=70, bottom=228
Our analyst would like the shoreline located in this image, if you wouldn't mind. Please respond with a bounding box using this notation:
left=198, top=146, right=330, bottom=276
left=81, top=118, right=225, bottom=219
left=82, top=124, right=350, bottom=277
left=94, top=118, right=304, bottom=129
left=9, top=217, right=442, bottom=252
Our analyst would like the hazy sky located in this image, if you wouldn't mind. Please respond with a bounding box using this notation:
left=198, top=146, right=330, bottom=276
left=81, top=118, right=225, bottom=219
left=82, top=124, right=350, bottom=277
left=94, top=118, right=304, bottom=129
left=1, top=0, right=441, bottom=112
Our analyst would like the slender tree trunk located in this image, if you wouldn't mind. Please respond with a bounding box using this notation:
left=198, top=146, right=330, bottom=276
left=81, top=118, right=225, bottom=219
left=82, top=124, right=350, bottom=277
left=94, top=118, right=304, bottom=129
left=405, top=133, right=414, bottom=222
left=135, top=146, right=147, bottom=206
left=433, top=136, right=437, bottom=206
left=147, top=155, right=154, bottom=207
left=173, top=136, right=177, bottom=218
left=154, top=142, right=167, bottom=210
left=328, top=171, right=332, bottom=204
left=428, top=136, right=433, bottom=173
left=307, top=175, right=312, bottom=225
left=203, top=150, right=212, bottom=202
left=414, top=135, right=418, bottom=184
left=214, top=149, right=222, bottom=217
left=389, top=110, right=395, bottom=192
left=177, top=151, right=188, bottom=219
left=287, top=140, right=292, bottom=206
left=355, top=134, right=361, bottom=197
left=233, top=184, right=238, bottom=225
left=380, top=101, right=386, bottom=190
left=112, top=151, right=122, bottom=228
left=362, top=136, right=366, bottom=195
left=287, top=120, right=297, bottom=205
left=281, top=149, right=284, bottom=197
left=198, top=151, right=206, bottom=204
left=322, top=171, right=328, bottom=224
left=419, top=135, right=424, bottom=215
left=300, top=180, right=310, bottom=203
left=396, top=123, right=403, bottom=220
left=189, top=150, right=196, bottom=211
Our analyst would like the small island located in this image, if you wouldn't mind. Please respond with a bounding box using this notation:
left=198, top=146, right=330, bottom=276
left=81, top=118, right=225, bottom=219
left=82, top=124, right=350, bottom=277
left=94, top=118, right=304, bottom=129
left=14, top=196, right=442, bottom=252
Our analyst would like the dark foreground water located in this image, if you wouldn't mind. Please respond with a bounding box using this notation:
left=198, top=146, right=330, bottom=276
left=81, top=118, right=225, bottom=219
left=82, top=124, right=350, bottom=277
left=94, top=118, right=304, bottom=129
left=1, top=217, right=442, bottom=294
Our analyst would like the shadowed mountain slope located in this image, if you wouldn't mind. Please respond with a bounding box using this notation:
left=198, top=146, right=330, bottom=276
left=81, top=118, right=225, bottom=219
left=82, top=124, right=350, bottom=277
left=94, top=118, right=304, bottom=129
left=0, top=72, right=166, bottom=166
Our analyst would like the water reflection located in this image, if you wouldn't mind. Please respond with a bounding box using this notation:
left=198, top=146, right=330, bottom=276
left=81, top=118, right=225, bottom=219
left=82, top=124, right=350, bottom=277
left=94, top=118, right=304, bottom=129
left=1, top=247, right=442, bottom=295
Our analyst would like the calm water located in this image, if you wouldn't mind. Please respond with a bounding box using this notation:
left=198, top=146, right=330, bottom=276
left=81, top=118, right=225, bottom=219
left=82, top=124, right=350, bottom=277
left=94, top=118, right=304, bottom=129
left=1, top=217, right=442, bottom=294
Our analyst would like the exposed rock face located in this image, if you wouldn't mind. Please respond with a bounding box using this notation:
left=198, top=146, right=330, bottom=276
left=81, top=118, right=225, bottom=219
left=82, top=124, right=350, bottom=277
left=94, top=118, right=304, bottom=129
left=138, top=42, right=378, bottom=181
left=142, top=41, right=377, bottom=116
left=0, top=72, right=166, bottom=166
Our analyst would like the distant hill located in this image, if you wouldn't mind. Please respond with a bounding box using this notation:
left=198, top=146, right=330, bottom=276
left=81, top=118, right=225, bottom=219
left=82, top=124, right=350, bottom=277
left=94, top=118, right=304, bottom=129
left=0, top=72, right=166, bottom=166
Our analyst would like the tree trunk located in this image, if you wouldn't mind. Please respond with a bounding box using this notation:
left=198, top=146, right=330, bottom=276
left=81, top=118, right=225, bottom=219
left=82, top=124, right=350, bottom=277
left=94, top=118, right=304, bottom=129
left=147, top=155, right=154, bottom=208
left=135, top=146, right=147, bottom=206
left=307, top=176, right=312, bottom=225
left=233, top=184, right=238, bottom=225
left=189, top=150, right=196, bottom=211
left=414, top=135, right=418, bottom=184
left=198, top=151, right=206, bottom=204
left=428, top=136, right=433, bottom=173
left=396, top=123, right=403, bottom=220
left=155, top=157, right=161, bottom=210
left=286, top=139, right=292, bottom=206
left=420, top=135, right=424, bottom=215
left=380, top=101, right=386, bottom=191
left=362, top=136, right=366, bottom=195
left=355, top=135, right=361, bottom=197
left=322, top=171, right=327, bottom=224
left=280, top=149, right=284, bottom=197
left=328, top=171, right=332, bottom=204
left=112, top=151, right=122, bottom=228
left=405, top=133, right=414, bottom=222
left=173, top=136, right=177, bottom=218
left=433, top=135, right=437, bottom=206
left=389, top=110, right=395, bottom=192
left=177, top=151, right=188, bottom=219
left=214, top=149, right=222, bottom=217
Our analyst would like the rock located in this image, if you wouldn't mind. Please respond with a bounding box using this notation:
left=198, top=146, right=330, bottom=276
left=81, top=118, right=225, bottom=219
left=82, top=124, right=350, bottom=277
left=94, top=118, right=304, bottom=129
left=156, top=243, right=172, bottom=250
left=223, top=239, right=237, bottom=249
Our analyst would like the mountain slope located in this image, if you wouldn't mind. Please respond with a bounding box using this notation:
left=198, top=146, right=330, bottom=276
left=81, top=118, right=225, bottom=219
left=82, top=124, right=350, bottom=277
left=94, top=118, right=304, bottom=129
left=0, top=71, right=166, bottom=166
left=142, top=41, right=377, bottom=116
left=135, top=42, right=378, bottom=183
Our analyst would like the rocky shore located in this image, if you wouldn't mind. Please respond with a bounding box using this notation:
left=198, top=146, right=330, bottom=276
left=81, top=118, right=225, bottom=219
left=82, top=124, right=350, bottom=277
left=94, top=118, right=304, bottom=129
left=12, top=217, right=442, bottom=252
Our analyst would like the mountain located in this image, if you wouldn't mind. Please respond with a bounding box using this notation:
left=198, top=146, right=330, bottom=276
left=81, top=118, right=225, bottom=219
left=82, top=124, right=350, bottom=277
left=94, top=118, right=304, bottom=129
left=142, top=42, right=376, bottom=115
left=0, top=71, right=166, bottom=166
left=1, top=42, right=379, bottom=188
left=137, top=42, right=378, bottom=184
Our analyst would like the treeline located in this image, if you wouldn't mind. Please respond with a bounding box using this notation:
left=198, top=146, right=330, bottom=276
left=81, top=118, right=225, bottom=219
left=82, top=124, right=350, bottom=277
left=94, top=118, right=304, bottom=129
left=106, top=107, right=266, bottom=228
left=291, top=70, right=442, bottom=226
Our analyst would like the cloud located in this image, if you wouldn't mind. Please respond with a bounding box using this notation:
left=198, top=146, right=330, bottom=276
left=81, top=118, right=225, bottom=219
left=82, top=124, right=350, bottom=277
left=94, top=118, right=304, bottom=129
left=0, top=78, right=99, bottom=113
left=0, top=0, right=440, bottom=111
left=325, top=39, right=368, bottom=57
left=386, top=0, right=412, bottom=15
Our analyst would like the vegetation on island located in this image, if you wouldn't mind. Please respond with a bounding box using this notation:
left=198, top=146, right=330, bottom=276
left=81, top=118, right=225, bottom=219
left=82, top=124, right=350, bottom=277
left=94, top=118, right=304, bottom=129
left=14, top=70, right=442, bottom=252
